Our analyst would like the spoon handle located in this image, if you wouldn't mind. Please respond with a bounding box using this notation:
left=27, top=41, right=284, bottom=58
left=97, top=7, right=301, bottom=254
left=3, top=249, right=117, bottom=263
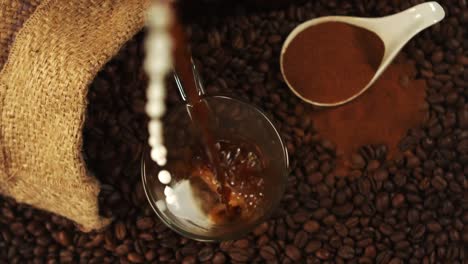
left=361, top=1, right=445, bottom=96
left=373, top=2, right=445, bottom=60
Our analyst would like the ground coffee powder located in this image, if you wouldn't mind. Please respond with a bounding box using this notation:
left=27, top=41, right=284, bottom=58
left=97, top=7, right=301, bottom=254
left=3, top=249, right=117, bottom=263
left=281, top=21, right=385, bottom=104
left=281, top=21, right=426, bottom=173
left=311, top=59, right=427, bottom=173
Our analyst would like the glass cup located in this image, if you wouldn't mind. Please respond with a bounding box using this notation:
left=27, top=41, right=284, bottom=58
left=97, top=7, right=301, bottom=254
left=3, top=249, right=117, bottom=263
left=141, top=65, right=288, bottom=241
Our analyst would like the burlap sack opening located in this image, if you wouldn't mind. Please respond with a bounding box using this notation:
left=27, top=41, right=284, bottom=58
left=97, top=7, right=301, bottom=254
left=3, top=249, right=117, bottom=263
left=0, top=0, right=150, bottom=231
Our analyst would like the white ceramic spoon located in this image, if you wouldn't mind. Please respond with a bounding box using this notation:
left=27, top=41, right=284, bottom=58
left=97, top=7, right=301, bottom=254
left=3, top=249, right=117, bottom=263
left=280, top=1, right=445, bottom=107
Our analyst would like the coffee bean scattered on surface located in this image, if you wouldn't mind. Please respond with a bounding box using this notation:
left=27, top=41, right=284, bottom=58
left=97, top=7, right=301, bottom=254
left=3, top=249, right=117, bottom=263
left=1, top=1, right=467, bottom=263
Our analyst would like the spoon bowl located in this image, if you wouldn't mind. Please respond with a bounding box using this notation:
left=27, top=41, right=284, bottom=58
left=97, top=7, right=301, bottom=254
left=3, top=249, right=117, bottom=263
left=280, top=1, right=445, bottom=107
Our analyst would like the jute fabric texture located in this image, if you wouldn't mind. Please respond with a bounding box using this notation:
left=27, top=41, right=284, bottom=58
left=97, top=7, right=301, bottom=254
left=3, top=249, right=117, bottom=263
left=0, top=0, right=150, bottom=231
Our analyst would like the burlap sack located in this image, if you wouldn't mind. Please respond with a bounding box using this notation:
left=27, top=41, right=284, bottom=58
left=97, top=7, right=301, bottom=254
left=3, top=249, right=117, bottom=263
left=0, top=0, right=150, bottom=231
left=0, top=0, right=42, bottom=70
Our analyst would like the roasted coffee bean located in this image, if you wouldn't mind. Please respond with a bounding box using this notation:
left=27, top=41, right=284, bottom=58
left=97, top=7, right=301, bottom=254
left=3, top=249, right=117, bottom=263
left=26, top=222, right=44, bottom=237
left=114, top=221, right=126, bottom=240
left=2, top=2, right=466, bottom=263
left=435, top=232, right=448, bottom=246
left=373, top=169, right=389, bottom=181
left=59, top=250, right=74, bottom=263
left=431, top=175, right=447, bottom=190
left=323, top=214, right=337, bottom=226
left=135, top=217, right=154, bottom=230
left=144, top=249, right=156, bottom=261
left=234, top=239, right=250, bottom=249
left=334, top=223, right=348, bottom=237
left=115, top=244, right=130, bottom=256
left=127, top=252, right=144, bottom=263
left=182, top=255, right=196, bottom=264
left=376, top=250, right=392, bottom=264
left=376, top=193, right=390, bottom=211
left=10, top=223, right=25, bottom=236
left=427, top=221, right=443, bottom=233
left=307, top=172, right=324, bottom=185
left=293, top=230, right=308, bottom=248
left=305, top=240, right=322, bottom=253
left=259, top=245, right=276, bottom=260
left=390, top=231, right=406, bottom=242
left=253, top=222, right=269, bottom=236
left=338, top=245, right=355, bottom=259
left=410, top=224, right=426, bottom=241
left=275, top=223, right=287, bottom=240
left=198, top=247, right=214, bottom=261
left=256, top=235, right=269, bottom=247
left=391, top=193, right=405, bottom=208
left=228, top=248, right=251, bottom=262
left=36, top=235, right=51, bottom=246
left=303, top=220, right=320, bottom=233
left=315, top=248, right=330, bottom=260
left=212, top=252, right=226, bottom=264
left=351, top=153, right=366, bottom=169
left=388, top=257, right=403, bottom=264
left=293, top=211, right=310, bottom=223
left=364, top=245, right=376, bottom=258
left=332, top=203, right=353, bottom=217
left=285, top=245, right=301, bottom=261
left=379, top=223, right=393, bottom=236
left=54, top=230, right=71, bottom=246
left=328, top=236, right=343, bottom=248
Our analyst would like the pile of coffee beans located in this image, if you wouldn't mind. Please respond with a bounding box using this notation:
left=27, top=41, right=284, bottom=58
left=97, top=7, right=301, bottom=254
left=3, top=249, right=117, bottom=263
left=1, top=1, right=467, bottom=263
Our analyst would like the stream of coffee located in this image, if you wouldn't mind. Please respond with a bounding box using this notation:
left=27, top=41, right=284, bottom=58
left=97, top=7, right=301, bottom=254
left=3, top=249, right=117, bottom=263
left=172, top=14, right=261, bottom=221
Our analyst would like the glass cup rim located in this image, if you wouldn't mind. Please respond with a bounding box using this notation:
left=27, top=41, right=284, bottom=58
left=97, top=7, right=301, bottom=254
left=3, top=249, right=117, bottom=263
left=141, top=95, right=289, bottom=241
